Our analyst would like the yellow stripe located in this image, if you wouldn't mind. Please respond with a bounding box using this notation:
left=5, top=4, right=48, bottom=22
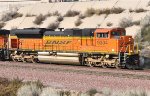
left=10, top=36, right=18, bottom=39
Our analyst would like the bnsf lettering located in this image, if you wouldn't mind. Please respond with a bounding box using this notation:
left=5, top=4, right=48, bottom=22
left=46, top=41, right=72, bottom=44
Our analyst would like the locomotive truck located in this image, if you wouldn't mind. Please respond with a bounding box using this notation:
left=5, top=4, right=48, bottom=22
left=0, top=28, right=140, bottom=69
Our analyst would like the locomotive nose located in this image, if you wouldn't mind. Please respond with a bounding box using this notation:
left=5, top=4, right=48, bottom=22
left=119, top=36, right=134, bottom=53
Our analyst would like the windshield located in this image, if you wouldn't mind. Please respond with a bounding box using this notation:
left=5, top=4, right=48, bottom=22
left=122, top=32, right=126, bottom=36
left=111, top=31, right=126, bottom=36
left=111, top=32, right=120, bottom=36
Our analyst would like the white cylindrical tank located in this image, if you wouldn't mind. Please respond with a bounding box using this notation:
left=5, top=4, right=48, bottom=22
left=38, top=55, right=80, bottom=64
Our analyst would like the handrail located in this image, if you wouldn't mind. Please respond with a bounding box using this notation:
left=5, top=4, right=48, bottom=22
left=136, top=43, right=139, bottom=54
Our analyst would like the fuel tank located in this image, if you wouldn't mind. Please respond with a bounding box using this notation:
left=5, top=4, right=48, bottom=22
left=37, top=52, right=80, bottom=64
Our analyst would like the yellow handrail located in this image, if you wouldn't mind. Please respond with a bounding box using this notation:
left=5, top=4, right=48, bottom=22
left=129, top=44, right=131, bottom=55
left=136, top=43, right=139, bottom=54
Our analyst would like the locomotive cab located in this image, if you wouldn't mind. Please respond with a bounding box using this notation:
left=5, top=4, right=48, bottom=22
left=110, top=29, right=139, bottom=69
left=109, top=28, right=135, bottom=54
left=94, top=28, right=140, bottom=69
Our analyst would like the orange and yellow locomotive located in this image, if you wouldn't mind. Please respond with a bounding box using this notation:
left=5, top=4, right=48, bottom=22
left=0, top=28, right=140, bottom=69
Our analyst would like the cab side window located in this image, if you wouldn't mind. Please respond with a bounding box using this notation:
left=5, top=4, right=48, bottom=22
left=97, top=33, right=108, bottom=38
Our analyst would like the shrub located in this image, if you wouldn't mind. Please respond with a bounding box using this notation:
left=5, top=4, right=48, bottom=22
left=78, top=14, right=86, bottom=19
left=0, top=22, right=5, bottom=29
left=140, top=26, right=150, bottom=42
left=140, top=15, right=150, bottom=27
left=141, top=47, right=150, bottom=57
left=33, top=14, right=46, bottom=25
left=0, top=13, right=10, bottom=21
left=64, top=10, right=80, bottom=17
left=129, top=8, right=147, bottom=13
left=26, top=80, right=44, bottom=89
left=17, top=82, right=42, bottom=96
left=101, top=8, right=111, bottom=15
left=135, top=8, right=147, bottom=13
left=97, top=24, right=101, bottom=27
left=46, top=13, right=52, bottom=17
left=147, top=1, right=150, bottom=6
left=40, top=88, right=81, bottom=96
left=86, top=89, right=97, bottom=96
left=47, top=22, right=59, bottom=29
left=119, top=17, right=133, bottom=28
left=75, top=19, right=82, bottom=26
left=135, top=15, right=150, bottom=63
left=111, top=7, right=125, bottom=14
left=95, top=8, right=124, bottom=15
left=85, top=8, right=124, bottom=16
left=95, top=9, right=101, bottom=15
left=26, top=14, right=36, bottom=17
left=53, top=11, right=61, bottom=16
left=95, top=8, right=111, bottom=15
left=129, top=9, right=134, bottom=13
left=133, top=20, right=140, bottom=26
left=101, top=88, right=112, bottom=96
left=85, top=8, right=96, bottom=17
left=40, top=87, right=60, bottom=96
left=106, top=22, right=113, bottom=27
left=57, top=16, right=64, bottom=22
left=11, top=12, right=23, bottom=19
left=0, top=78, right=23, bottom=96
left=0, top=12, right=22, bottom=22
left=59, top=90, right=72, bottom=96
left=119, top=89, right=149, bottom=96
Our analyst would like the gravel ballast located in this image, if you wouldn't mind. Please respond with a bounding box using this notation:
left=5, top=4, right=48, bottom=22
left=0, top=61, right=149, bottom=92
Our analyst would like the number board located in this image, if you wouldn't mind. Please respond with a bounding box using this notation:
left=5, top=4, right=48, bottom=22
left=96, top=40, right=108, bottom=46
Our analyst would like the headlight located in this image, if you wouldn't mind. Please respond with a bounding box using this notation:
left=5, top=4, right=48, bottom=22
left=112, top=49, right=114, bottom=51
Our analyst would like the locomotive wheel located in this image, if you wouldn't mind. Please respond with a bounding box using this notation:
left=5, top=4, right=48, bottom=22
left=12, top=56, right=17, bottom=62
left=21, top=54, right=26, bottom=63
left=114, top=59, right=120, bottom=69
left=102, top=62, right=107, bottom=68
left=87, top=61, right=94, bottom=67
left=22, top=58, right=27, bottom=63
left=31, top=56, right=38, bottom=63
left=31, top=56, right=36, bottom=63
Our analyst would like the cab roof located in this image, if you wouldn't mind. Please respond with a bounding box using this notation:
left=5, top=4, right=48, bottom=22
left=95, top=28, right=125, bottom=33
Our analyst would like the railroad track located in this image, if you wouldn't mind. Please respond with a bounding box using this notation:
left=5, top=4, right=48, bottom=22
left=0, top=61, right=150, bottom=80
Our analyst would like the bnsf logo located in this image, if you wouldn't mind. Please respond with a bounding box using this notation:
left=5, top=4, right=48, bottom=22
left=46, top=41, right=72, bottom=44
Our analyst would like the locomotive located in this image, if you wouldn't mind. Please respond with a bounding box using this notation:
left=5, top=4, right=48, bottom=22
left=0, top=28, right=140, bottom=69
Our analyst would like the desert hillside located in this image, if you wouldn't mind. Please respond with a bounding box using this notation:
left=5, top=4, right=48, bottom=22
left=0, top=0, right=150, bottom=38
